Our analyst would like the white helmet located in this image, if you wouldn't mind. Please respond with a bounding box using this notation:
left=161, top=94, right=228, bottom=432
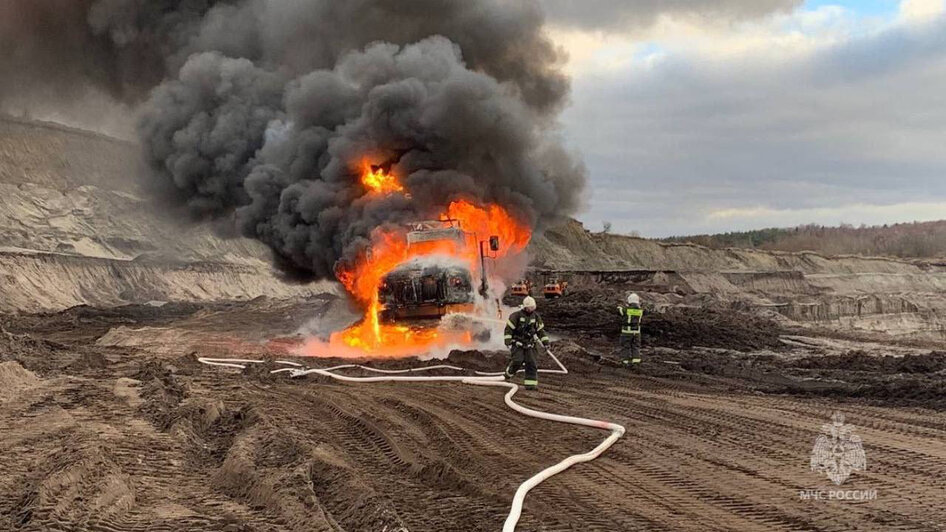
left=522, top=296, right=537, bottom=310
left=627, top=293, right=640, bottom=305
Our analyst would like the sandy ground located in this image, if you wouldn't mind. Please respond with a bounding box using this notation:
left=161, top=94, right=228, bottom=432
left=1, top=297, right=945, bottom=531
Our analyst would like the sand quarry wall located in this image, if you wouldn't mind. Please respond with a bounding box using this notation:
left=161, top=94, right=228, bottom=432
left=0, top=116, right=324, bottom=313
left=0, top=252, right=334, bottom=313
left=530, top=220, right=946, bottom=339
left=531, top=219, right=945, bottom=275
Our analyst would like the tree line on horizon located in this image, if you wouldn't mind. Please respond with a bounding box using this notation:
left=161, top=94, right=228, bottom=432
left=662, top=220, right=946, bottom=260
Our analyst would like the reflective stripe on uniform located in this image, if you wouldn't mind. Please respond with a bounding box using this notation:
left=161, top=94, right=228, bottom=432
left=622, top=307, right=643, bottom=334
left=523, top=379, right=538, bottom=386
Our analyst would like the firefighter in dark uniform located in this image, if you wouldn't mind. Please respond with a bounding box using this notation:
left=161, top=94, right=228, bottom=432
left=503, top=296, right=550, bottom=390
left=618, top=293, right=644, bottom=366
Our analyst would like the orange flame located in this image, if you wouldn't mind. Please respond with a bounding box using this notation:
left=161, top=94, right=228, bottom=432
left=361, top=161, right=404, bottom=194
left=312, top=199, right=531, bottom=359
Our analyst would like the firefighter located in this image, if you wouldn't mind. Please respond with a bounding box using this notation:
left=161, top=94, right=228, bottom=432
left=618, top=293, right=644, bottom=367
left=503, top=296, right=550, bottom=390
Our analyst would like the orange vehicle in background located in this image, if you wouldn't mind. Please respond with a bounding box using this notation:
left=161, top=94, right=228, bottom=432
left=543, top=280, right=568, bottom=299
left=510, top=280, right=532, bottom=297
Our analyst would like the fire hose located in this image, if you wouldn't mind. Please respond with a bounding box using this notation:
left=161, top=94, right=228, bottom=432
left=197, top=341, right=625, bottom=531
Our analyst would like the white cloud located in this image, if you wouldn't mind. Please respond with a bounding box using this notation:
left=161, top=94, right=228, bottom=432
left=552, top=4, right=890, bottom=75
left=900, top=0, right=946, bottom=21
left=555, top=8, right=946, bottom=236
left=547, top=27, right=645, bottom=75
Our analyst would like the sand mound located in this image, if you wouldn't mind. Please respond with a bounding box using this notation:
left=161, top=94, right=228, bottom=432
left=0, top=361, right=41, bottom=401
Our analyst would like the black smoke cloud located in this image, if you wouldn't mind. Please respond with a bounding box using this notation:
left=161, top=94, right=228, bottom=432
left=3, top=0, right=586, bottom=281
left=0, top=0, right=223, bottom=104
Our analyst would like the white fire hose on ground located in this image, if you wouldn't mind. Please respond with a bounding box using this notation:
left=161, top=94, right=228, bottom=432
left=198, top=342, right=625, bottom=532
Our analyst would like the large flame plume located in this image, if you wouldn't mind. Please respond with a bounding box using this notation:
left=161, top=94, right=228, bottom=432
left=310, top=164, right=531, bottom=359
left=361, top=161, right=405, bottom=195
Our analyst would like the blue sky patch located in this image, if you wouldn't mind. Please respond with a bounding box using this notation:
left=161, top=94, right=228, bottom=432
left=803, top=0, right=899, bottom=18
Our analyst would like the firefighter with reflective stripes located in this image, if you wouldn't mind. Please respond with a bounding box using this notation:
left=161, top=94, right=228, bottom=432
left=504, top=296, right=550, bottom=390
left=618, top=293, right=644, bottom=366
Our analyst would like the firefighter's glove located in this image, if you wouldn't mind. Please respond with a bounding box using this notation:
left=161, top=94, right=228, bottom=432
left=514, top=340, right=524, bottom=347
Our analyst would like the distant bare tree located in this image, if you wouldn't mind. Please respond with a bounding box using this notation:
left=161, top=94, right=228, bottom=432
left=602, top=221, right=612, bottom=234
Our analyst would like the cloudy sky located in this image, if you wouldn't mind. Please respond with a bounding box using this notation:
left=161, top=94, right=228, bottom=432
left=543, top=0, right=946, bottom=236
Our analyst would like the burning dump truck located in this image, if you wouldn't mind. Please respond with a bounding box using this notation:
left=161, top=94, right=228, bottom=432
left=324, top=193, right=528, bottom=358
left=378, top=220, right=500, bottom=321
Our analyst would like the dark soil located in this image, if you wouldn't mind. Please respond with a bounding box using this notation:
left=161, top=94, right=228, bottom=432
left=1, top=302, right=203, bottom=343
left=635, top=347, right=946, bottom=410
left=1, top=299, right=945, bottom=531
left=540, top=289, right=785, bottom=351
left=136, top=360, right=188, bottom=429
left=770, top=351, right=946, bottom=409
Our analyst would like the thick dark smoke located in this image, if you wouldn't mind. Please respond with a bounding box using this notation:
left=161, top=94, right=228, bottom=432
left=2, top=0, right=586, bottom=281
left=0, top=0, right=222, bottom=104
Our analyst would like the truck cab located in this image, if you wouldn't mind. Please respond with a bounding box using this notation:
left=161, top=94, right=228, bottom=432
left=378, top=220, right=478, bottom=321
left=379, top=259, right=475, bottom=320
